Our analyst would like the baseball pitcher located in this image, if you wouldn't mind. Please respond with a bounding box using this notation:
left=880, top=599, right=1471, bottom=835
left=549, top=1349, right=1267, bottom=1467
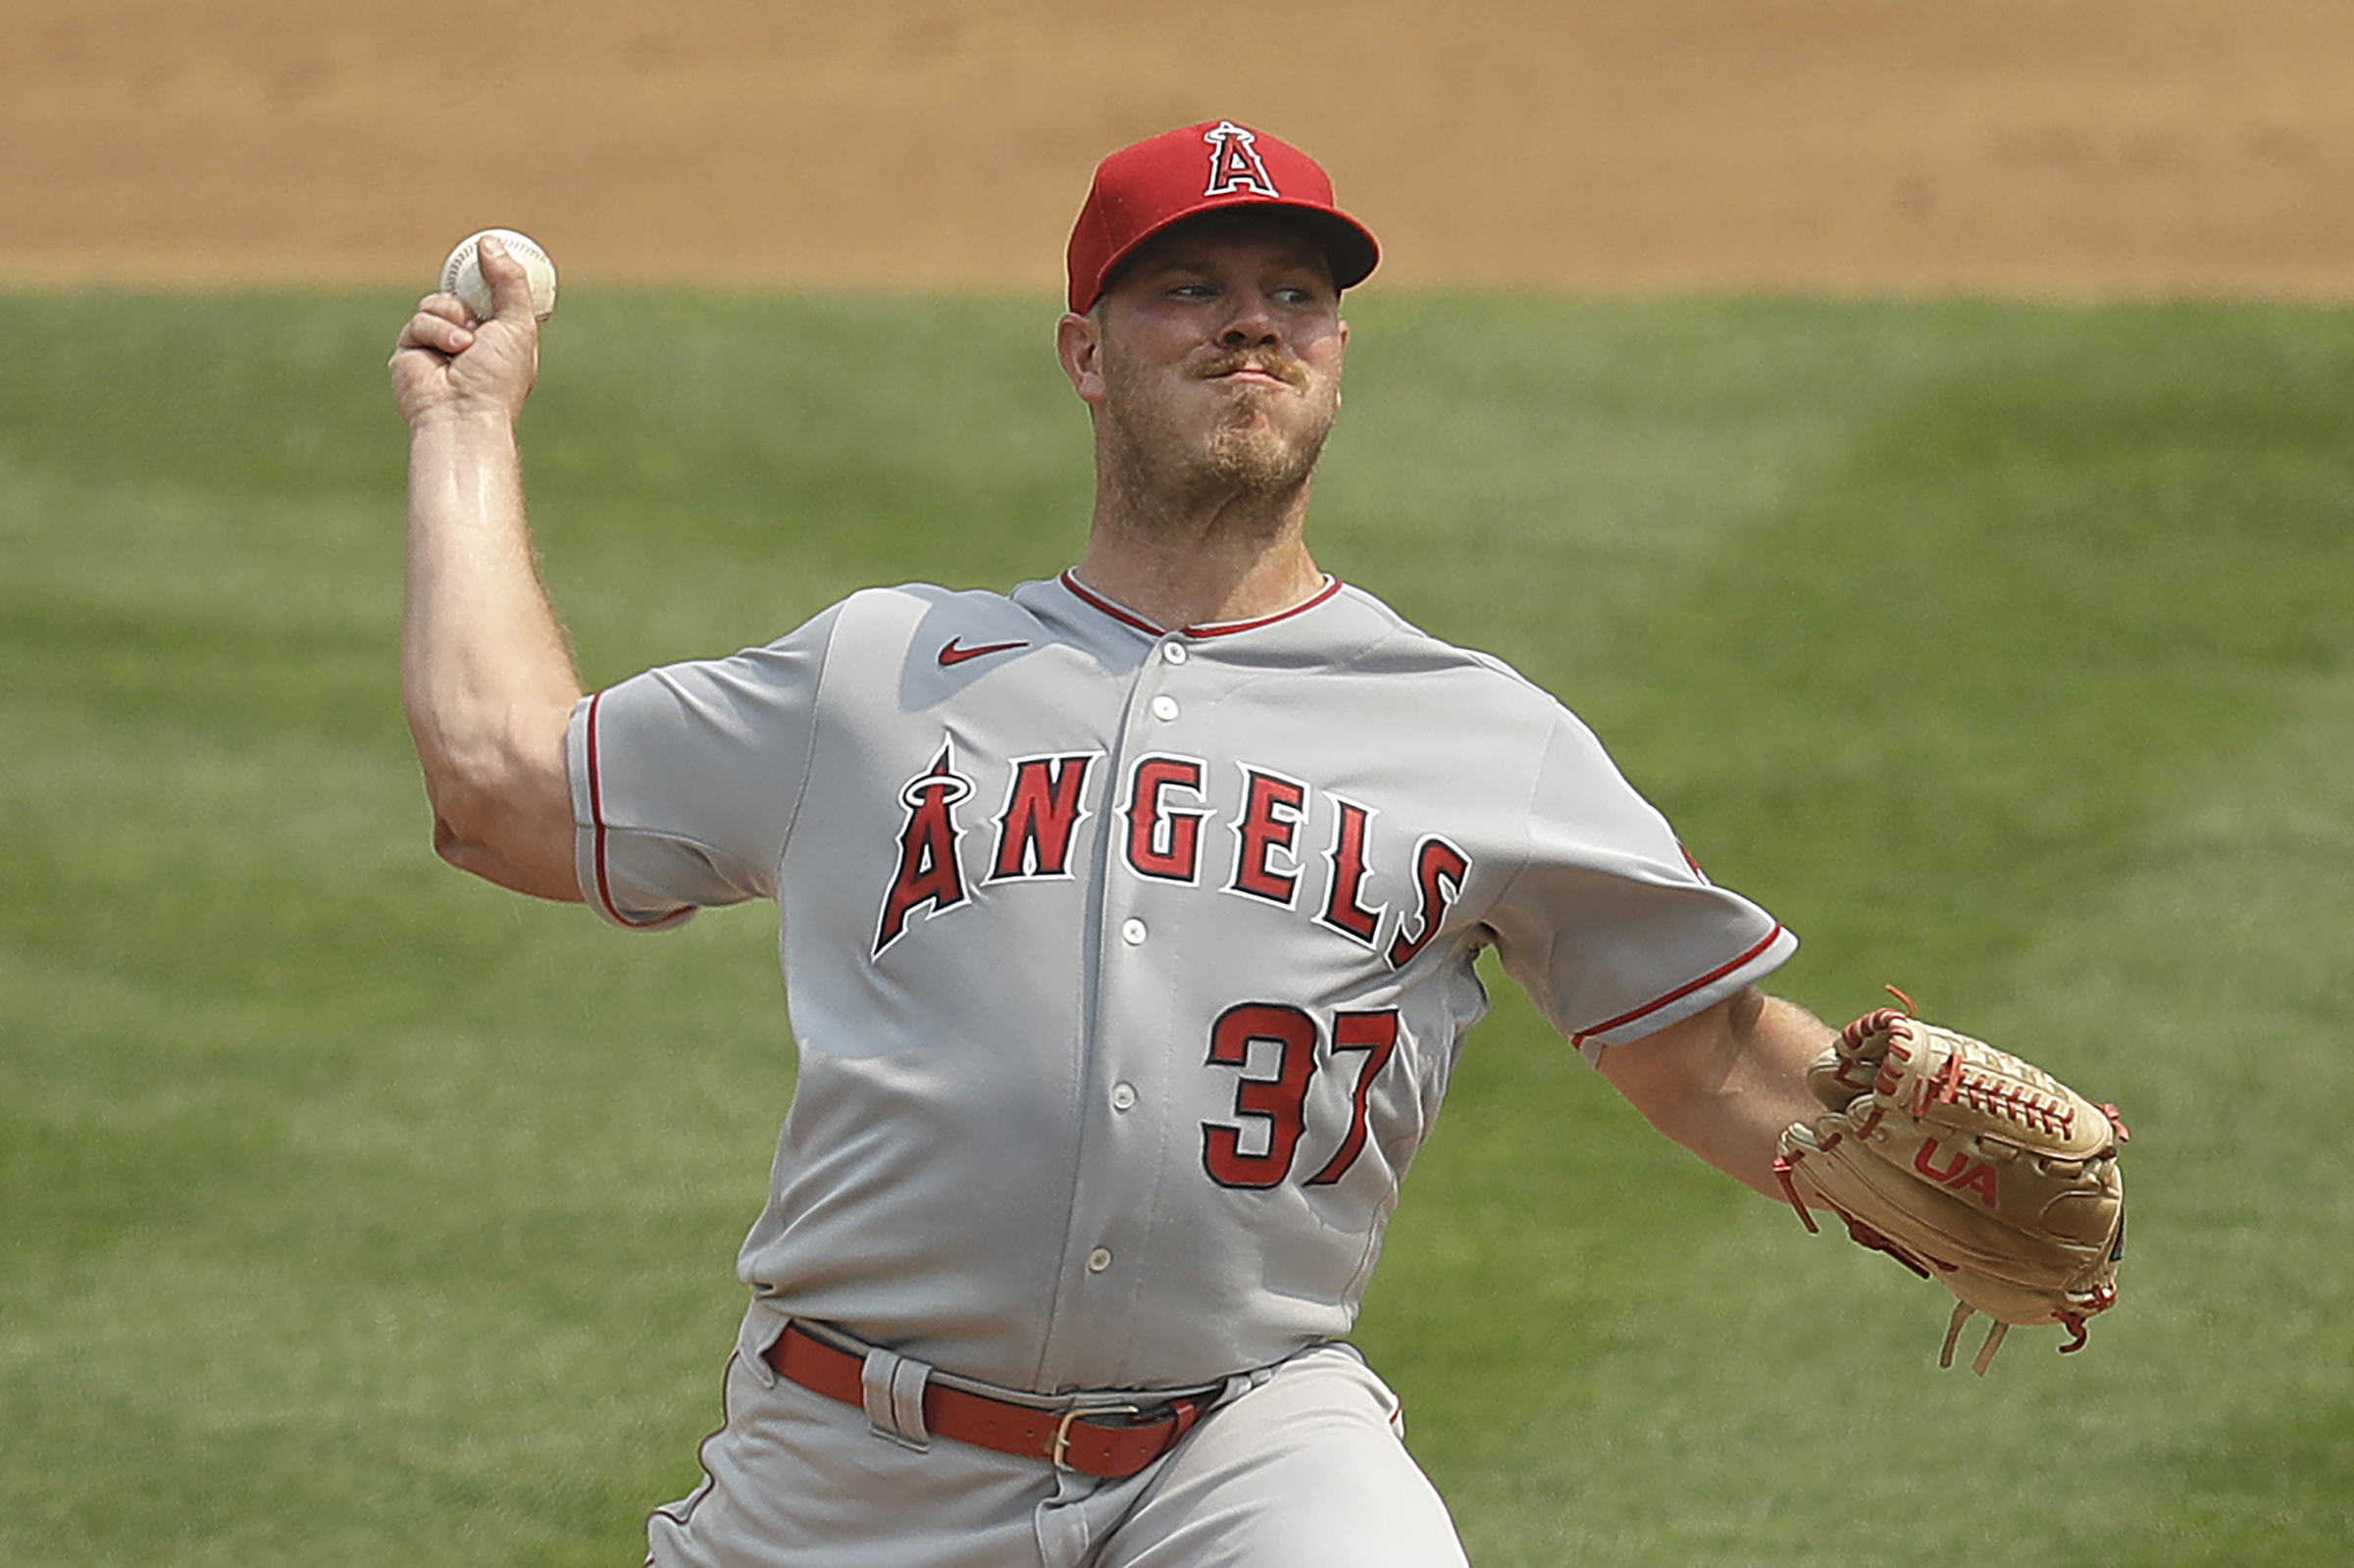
left=390, top=121, right=2124, bottom=1568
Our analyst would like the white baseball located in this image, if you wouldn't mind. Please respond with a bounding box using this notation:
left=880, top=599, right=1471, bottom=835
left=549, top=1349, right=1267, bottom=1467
left=439, top=228, right=558, bottom=322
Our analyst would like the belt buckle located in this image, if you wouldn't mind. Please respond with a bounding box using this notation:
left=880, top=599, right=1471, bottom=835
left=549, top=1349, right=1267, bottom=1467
left=1049, top=1401, right=1141, bottom=1469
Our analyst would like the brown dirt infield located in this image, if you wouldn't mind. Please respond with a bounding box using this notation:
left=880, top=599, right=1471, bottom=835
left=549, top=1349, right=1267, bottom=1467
left=4, top=0, right=2350, bottom=298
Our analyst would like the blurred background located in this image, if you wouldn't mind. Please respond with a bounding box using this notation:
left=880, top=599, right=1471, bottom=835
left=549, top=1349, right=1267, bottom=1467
left=5, top=0, right=2351, bottom=297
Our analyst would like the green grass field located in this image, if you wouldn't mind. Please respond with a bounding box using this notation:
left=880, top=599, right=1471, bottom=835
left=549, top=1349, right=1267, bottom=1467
left=4, top=286, right=2348, bottom=1565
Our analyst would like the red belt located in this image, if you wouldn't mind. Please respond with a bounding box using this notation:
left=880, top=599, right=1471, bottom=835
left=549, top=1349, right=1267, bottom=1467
left=765, top=1324, right=1206, bottom=1480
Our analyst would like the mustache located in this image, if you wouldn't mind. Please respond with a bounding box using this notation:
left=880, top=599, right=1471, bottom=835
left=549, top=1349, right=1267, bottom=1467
left=1196, top=349, right=1309, bottom=389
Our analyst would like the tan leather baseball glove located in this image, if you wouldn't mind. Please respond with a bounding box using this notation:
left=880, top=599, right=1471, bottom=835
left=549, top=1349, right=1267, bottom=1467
left=1773, top=994, right=2128, bottom=1374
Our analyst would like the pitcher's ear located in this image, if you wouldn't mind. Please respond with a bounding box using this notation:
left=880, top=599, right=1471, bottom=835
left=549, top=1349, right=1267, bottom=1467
left=1056, top=311, right=1107, bottom=406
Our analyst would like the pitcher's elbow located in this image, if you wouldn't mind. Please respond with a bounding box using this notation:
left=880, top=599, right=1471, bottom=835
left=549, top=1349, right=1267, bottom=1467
left=415, top=755, right=577, bottom=897
left=430, top=806, right=582, bottom=901
left=431, top=809, right=489, bottom=875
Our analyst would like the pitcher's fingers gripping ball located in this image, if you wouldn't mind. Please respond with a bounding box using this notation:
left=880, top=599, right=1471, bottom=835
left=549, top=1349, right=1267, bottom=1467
left=440, top=228, right=558, bottom=322
left=1772, top=992, right=2128, bottom=1374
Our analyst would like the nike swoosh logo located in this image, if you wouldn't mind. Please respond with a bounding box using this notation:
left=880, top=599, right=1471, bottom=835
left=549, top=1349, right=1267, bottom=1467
left=937, top=637, right=1029, bottom=667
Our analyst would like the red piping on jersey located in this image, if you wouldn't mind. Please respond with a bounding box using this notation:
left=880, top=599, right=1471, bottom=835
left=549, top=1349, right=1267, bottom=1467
left=583, top=692, right=691, bottom=931
left=1571, top=926, right=1789, bottom=1046
left=1058, top=571, right=1345, bottom=638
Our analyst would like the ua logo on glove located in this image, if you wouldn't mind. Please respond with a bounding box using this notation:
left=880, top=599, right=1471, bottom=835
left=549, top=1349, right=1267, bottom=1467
left=1912, top=1138, right=2000, bottom=1206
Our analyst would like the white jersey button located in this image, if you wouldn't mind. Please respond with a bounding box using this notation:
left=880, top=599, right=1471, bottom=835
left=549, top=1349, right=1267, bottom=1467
left=1150, top=695, right=1180, bottom=721
left=1120, top=918, right=1148, bottom=945
left=1111, top=1083, right=1138, bottom=1111
left=1087, top=1247, right=1113, bottom=1273
left=1161, top=641, right=1189, bottom=665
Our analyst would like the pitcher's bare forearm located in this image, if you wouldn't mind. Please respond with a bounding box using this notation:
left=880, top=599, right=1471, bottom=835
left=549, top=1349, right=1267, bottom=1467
left=1599, top=987, right=1834, bottom=1199
left=390, top=242, right=583, bottom=900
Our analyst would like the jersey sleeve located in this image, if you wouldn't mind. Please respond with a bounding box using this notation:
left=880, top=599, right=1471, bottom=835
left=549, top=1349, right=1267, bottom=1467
left=566, top=604, right=844, bottom=931
left=1485, top=708, right=1796, bottom=1062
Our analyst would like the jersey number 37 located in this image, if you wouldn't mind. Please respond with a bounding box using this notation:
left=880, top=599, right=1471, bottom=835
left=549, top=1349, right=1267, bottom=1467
left=1202, top=1004, right=1399, bottom=1190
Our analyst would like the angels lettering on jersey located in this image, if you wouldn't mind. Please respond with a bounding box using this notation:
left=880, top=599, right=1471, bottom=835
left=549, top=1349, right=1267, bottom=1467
left=876, top=741, right=1467, bottom=970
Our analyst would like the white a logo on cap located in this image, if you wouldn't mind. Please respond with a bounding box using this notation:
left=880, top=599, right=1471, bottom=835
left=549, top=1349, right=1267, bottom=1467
left=1202, top=121, right=1280, bottom=197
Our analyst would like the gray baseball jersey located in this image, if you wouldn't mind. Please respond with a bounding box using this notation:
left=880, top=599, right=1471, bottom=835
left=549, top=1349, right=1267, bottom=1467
left=567, top=572, right=1793, bottom=1395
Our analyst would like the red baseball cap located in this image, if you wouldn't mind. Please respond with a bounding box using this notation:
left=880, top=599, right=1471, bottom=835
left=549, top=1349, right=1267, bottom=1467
left=1065, top=121, right=1380, bottom=313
